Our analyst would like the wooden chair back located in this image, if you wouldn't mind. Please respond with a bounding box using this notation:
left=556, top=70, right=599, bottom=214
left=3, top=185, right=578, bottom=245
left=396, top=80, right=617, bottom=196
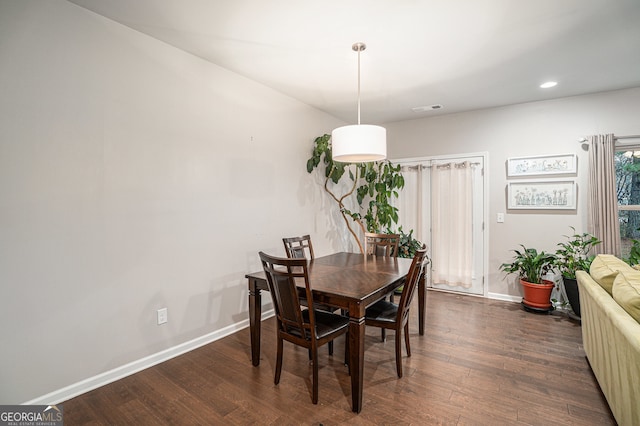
left=259, top=252, right=316, bottom=341
left=396, top=245, right=429, bottom=323
left=282, top=235, right=315, bottom=260
left=364, top=232, right=400, bottom=258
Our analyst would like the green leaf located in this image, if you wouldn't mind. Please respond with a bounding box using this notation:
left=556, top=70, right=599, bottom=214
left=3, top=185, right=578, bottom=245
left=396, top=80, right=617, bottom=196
left=304, top=138, right=409, bottom=251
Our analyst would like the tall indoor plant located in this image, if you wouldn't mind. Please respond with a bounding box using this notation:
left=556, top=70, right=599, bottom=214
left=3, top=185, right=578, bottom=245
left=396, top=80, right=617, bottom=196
left=500, top=245, right=557, bottom=312
left=306, top=133, right=407, bottom=253
left=554, top=227, right=601, bottom=318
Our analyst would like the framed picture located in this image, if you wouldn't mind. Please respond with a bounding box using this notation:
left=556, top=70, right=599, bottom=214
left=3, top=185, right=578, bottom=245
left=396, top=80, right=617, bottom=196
left=507, top=180, right=577, bottom=210
left=507, top=153, right=577, bottom=177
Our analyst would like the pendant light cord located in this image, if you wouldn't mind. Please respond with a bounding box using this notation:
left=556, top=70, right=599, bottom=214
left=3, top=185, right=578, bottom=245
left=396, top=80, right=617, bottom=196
left=352, top=42, right=366, bottom=126
left=357, top=45, right=361, bottom=125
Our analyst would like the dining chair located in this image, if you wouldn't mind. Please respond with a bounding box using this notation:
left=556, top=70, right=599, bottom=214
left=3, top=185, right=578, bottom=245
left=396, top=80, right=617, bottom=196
left=364, top=232, right=399, bottom=258
left=365, top=232, right=401, bottom=341
left=258, top=251, right=350, bottom=404
left=283, top=234, right=315, bottom=260
left=364, top=245, right=428, bottom=378
left=283, top=234, right=340, bottom=355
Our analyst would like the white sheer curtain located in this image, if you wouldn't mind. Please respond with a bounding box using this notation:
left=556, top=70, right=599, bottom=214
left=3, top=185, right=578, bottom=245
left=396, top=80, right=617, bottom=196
left=431, top=161, right=473, bottom=287
left=588, top=133, right=621, bottom=256
left=396, top=164, right=427, bottom=244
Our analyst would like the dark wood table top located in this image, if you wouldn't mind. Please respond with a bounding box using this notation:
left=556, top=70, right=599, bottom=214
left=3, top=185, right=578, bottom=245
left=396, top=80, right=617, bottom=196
left=246, top=252, right=412, bottom=315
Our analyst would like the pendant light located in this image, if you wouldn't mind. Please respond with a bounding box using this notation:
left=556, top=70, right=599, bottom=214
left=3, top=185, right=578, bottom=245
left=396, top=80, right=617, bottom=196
left=331, top=42, right=387, bottom=163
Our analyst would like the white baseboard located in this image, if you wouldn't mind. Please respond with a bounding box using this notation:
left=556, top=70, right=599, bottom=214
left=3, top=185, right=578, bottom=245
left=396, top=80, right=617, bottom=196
left=428, top=288, right=521, bottom=304
left=24, top=309, right=275, bottom=406
left=25, top=292, right=523, bottom=405
left=487, top=292, right=521, bottom=303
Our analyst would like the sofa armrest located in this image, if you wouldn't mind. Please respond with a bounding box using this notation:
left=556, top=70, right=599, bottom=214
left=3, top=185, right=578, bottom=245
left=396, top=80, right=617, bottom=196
left=576, top=270, right=640, bottom=426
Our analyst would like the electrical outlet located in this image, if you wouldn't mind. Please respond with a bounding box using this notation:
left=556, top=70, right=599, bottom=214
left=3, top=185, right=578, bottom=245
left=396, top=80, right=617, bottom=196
left=157, top=308, right=168, bottom=325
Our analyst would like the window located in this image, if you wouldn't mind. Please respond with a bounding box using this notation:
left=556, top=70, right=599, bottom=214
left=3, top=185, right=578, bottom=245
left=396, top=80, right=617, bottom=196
left=615, top=147, right=640, bottom=258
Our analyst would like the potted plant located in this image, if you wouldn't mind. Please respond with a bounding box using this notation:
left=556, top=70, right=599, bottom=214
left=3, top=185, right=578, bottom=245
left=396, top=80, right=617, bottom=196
left=391, top=227, right=425, bottom=297
left=396, top=226, right=423, bottom=259
left=554, top=227, right=601, bottom=318
left=500, top=245, right=557, bottom=312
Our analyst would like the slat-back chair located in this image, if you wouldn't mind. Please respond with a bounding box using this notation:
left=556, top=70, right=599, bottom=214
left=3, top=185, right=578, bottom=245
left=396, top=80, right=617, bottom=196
left=364, top=245, right=428, bottom=378
left=283, top=234, right=340, bottom=355
left=364, top=232, right=399, bottom=258
left=365, top=232, right=401, bottom=340
left=258, top=252, right=349, bottom=404
left=283, top=235, right=315, bottom=260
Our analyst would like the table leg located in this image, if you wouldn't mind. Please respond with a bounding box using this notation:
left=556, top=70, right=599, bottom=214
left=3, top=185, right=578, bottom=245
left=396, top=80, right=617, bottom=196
left=418, top=271, right=426, bottom=335
left=348, top=316, right=365, bottom=413
left=248, top=278, right=262, bottom=366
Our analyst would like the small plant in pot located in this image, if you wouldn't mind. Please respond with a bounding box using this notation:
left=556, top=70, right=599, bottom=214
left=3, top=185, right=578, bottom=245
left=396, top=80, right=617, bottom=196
left=554, top=227, right=601, bottom=318
left=500, top=245, right=557, bottom=312
left=391, top=227, right=425, bottom=297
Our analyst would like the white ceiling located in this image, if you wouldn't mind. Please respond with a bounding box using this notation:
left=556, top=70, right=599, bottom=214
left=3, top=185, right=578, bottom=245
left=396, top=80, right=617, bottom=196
left=68, top=0, right=640, bottom=124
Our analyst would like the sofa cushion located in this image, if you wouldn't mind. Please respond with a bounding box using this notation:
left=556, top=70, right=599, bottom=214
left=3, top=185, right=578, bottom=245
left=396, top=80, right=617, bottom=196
left=590, top=254, right=631, bottom=295
left=612, top=270, right=640, bottom=323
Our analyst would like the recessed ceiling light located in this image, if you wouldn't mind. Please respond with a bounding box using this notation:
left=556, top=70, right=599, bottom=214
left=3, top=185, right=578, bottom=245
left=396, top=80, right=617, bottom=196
left=540, top=81, right=558, bottom=89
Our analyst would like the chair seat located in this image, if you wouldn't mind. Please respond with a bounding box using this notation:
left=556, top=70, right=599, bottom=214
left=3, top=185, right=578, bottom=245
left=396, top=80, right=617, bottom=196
left=303, top=310, right=350, bottom=339
left=365, top=300, right=399, bottom=323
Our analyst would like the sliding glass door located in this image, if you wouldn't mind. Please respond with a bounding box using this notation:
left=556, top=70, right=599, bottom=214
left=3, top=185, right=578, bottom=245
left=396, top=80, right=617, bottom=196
left=395, top=154, right=486, bottom=296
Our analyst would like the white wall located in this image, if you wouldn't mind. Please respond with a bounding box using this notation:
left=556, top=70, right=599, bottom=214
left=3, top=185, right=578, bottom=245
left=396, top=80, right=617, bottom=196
left=0, top=0, right=344, bottom=403
left=3, top=0, right=639, bottom=405
left=386, top=87, right=640, bottom=297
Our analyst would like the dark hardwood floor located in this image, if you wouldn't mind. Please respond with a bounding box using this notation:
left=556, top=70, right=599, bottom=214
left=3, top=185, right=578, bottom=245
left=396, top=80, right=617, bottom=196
left=64, top=290, right=616, bottom=425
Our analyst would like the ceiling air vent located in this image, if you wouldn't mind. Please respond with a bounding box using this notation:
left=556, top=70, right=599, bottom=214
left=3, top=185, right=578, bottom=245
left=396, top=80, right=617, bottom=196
left=412, top=104, right=443, bottom=112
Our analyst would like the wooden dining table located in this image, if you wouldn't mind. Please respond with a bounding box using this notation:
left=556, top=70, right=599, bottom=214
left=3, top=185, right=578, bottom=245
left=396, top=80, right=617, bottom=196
left=245, top=252, right=427, bottom=413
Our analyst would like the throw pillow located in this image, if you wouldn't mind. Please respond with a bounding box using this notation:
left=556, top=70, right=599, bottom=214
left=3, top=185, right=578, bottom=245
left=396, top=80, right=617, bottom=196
left=612, top=270, right=640, bottom=323
left=590, top=254, right=630, bottom=295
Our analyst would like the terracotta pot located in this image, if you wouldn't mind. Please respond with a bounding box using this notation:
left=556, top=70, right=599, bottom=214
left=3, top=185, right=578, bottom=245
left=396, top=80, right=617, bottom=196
left=520, top=278, right=555, bottom=311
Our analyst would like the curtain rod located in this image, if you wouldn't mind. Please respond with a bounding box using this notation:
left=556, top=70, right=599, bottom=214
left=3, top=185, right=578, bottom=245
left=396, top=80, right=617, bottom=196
left=401, top=162, right=481, bottom=170
left=578, top=134, right=640, bottom=142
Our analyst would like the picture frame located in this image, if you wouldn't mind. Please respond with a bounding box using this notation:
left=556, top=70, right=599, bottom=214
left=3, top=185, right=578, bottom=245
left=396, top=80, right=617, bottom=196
left=506, top=153, right=577, bottom=177
left=507, top=180, right=577, bottom=210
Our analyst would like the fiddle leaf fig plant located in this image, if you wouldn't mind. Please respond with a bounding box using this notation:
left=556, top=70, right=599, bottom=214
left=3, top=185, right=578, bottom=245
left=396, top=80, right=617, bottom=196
left=306, top=133, right=406, bottom=253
